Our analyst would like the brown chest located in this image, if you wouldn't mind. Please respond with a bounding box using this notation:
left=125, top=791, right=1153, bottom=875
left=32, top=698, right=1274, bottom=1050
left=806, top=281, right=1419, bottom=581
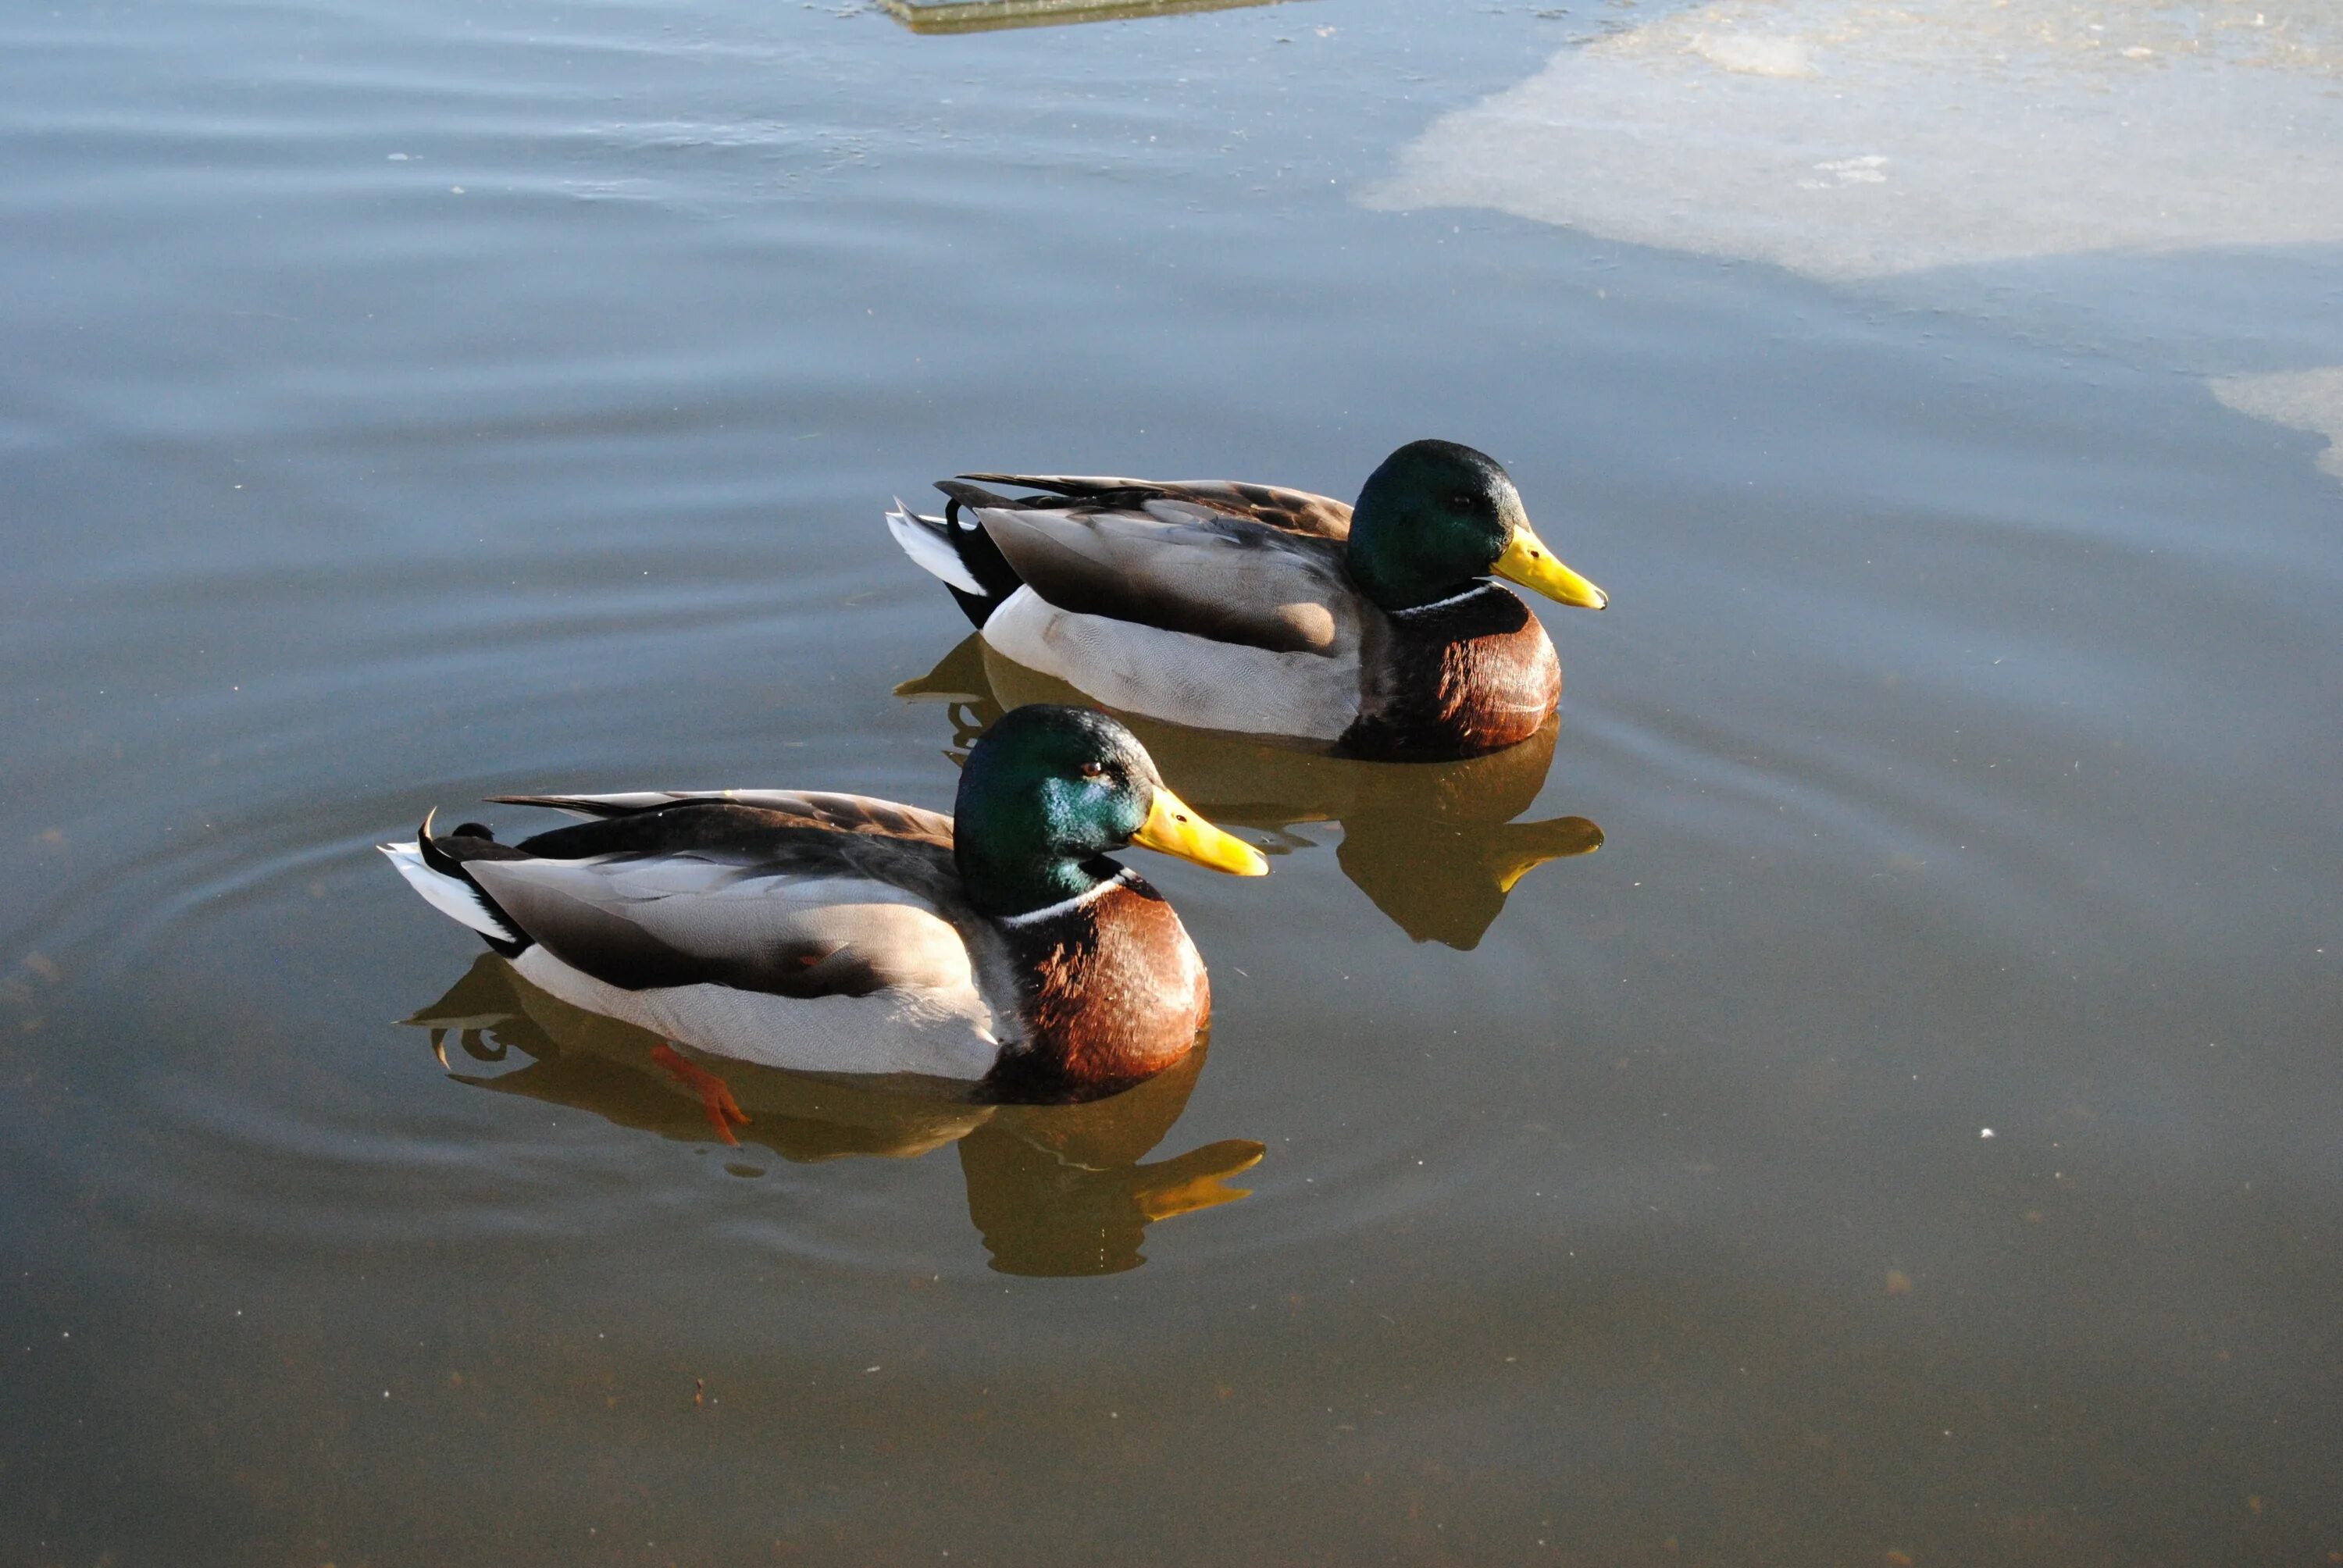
left=983, top=878, right=1212, bottom=1102
left=1341, top=586, right=1562, bottom=760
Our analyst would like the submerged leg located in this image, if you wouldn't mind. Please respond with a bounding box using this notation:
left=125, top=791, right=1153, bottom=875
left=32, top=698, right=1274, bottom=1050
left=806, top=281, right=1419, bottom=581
left=651, top=1042, right=751, bottom=1146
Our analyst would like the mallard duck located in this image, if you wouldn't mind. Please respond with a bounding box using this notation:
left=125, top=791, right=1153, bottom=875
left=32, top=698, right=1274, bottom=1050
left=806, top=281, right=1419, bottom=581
left=380, top=704, right=1267, bottom=1102
left=884, top=440, right=1607, bottom=761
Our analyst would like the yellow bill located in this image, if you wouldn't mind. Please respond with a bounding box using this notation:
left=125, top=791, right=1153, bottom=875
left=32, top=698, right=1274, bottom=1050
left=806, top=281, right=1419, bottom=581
left=1495, top=522, right=1608, bottom=610
left=1132, top=786, right=1269, bottom=875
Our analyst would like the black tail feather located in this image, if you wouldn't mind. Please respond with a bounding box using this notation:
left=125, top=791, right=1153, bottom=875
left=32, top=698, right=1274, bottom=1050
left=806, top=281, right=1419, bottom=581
left=418, top=812, right=532, bottom=957
left=916, top=484, right=1026, bottom=627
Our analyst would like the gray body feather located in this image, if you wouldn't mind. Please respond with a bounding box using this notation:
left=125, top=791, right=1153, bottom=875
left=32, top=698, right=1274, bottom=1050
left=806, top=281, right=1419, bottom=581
left=924, top=475, right=1375, bottom=741
left=387, top=793, right=1019, bottom=1078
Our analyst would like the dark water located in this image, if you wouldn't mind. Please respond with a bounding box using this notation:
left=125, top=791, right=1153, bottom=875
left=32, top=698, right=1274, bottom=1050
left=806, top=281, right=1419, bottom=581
left=5, top=0, right=2341, bottom=1562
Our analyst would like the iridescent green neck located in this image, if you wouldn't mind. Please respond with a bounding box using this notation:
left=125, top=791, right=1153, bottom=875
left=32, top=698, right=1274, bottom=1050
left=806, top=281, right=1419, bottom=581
left=952, top=706, right=1150, bottom=918
left=1346, top=440, right=1517, bottom=611
left=955, top=819, right=1118, bottom=920
left=1346, top=520, right=1484, bottom=611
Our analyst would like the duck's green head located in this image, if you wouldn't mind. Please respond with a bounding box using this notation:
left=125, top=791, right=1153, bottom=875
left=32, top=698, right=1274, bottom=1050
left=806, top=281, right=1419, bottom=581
left=954, top=704, right=1268, bottom=918
left=1347, top=439, right=1609, bottom=614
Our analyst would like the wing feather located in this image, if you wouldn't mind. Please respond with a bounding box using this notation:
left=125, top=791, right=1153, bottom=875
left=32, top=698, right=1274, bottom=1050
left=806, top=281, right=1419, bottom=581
left=487, top=790, right=953, bottom=846
left=967, top=501, right=1357, bottom=655
left=959, top=475, right=1353, bottom=540
left=469, top=857, right=975, bottom=1000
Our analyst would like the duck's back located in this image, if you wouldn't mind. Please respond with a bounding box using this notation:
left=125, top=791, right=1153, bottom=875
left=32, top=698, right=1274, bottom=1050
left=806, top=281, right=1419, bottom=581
left=407, top=796, right=1015, bottom=1081
left=928, top=478, right=1370, bottom=744
left=481, top=807, right=970, bottom=995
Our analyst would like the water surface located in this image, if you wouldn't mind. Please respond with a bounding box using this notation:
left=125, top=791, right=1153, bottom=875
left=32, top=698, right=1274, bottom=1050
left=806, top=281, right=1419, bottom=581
left=4, top=0, right=2340, bottom=1562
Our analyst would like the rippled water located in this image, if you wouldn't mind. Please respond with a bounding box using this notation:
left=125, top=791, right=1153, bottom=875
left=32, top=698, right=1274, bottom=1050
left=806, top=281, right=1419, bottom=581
left=5, top=0, right=2340, bottom=1561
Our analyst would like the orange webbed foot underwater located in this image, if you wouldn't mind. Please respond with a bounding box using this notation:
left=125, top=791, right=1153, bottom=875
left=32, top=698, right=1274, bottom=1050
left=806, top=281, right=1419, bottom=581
left=652, top=1042, right=751, bottom=1146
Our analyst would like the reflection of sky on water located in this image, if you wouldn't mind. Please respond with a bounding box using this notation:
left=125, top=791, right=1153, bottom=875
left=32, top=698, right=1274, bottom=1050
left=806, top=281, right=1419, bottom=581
left=1368, top=0, right=2343, bottom=486
left=2216, top=367, right=2343, bottom=478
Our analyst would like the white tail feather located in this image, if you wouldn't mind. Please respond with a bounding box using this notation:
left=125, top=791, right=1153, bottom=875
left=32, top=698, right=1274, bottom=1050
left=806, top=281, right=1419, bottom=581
left=885, top=500, right=985, bottom=595
left=380, top=842, right=520, bottom=941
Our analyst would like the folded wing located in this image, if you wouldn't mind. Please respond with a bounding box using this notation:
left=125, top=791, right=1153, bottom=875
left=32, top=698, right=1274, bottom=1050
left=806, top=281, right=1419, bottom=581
left=487, top=789, right=953, bottom=846
left=468, top=854, right=975, bottom=1000
left=941, top=484, right=1357, bottom=656
left=958, top=474, right=1353, bottom=540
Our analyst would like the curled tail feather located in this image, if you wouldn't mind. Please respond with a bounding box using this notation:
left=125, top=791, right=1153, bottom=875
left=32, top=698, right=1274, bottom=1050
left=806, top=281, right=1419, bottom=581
left=381, top=810, right=530, bottom=953
left=883, top=494, right=1024, bottom=628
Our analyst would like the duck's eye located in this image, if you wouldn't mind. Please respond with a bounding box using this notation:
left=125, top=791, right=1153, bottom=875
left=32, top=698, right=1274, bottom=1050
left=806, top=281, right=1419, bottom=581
left=1077, top=761, right=1108, bottom=781
left=1450, top=493, right=1477, bottom=511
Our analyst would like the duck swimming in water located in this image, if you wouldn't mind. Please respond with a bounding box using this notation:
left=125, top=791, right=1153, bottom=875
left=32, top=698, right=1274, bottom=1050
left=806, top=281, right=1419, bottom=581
left=885, top=440, right=1607, bottom=761
left=381, top=704, right=1267, bottom=1103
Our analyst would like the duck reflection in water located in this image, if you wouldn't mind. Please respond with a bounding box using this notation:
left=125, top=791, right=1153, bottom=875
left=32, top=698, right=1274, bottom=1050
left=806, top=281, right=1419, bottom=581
left=408, top=954, right=1263, bottom=1278
left=900, top=636, right=1603, bottom=950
